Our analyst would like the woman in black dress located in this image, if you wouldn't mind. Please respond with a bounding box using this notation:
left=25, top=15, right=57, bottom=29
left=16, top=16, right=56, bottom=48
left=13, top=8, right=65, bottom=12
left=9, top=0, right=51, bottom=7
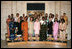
left=47, top=17, right=53, bottom=40
left=39, top=17, right=47, bottom=41
left=17, top=16, right=24, bottom=41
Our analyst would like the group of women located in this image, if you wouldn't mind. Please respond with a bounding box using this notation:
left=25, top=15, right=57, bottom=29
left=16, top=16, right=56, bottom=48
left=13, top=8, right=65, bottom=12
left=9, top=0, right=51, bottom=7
left=6, top=12, right=68, bottom=42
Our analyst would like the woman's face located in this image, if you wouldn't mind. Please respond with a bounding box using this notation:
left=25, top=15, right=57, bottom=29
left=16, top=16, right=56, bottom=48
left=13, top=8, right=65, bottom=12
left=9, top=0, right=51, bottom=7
left=30, top=18, right=33, bottom=21
left=55, top=19, right=57, bottom=22
left=63, top=13, right=66, bottom=16
left=49, top=14, right=51, bottom=17
left=23, top=14, right=25, bottom=17
left=42, top=18, right=45, bottom=21
left=20, top=17, right=23, bottom=20
left=24, top=17, right=26, bottom=21
left=16, top=14, right=19, bottom=17
left=55, top=14, right=58, bottom=18
left=60, top=16, right=63, bottom=19
left=8, top=15, right=10, bottom=19
left=36, top=19, right=38, bottom=22
left=40, top=14, right=41, bottom=16
left=45, top=13, right=48, bottom=16
left=49, top=18, right=52, bottom=22
left=38, top=16, right=40, bottom=19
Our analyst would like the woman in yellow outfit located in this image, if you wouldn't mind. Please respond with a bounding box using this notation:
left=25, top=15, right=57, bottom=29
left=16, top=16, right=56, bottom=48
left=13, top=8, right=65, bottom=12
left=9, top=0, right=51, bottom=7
left=28, top=17, right=34, bottom=41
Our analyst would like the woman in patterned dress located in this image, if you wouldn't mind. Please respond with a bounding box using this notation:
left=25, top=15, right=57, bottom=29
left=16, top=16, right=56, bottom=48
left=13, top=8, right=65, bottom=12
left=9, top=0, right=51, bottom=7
left=21, top=16, right=28, bottom=41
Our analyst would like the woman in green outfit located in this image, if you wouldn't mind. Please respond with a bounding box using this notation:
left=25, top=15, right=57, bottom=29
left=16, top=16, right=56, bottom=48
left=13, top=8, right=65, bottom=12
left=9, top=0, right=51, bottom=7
left=28, top=17, right=34, bottom=41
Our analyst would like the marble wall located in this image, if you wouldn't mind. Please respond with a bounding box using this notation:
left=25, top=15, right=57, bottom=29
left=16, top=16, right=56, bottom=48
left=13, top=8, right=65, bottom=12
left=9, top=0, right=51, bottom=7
left=1, top=1, right=71, bottom=40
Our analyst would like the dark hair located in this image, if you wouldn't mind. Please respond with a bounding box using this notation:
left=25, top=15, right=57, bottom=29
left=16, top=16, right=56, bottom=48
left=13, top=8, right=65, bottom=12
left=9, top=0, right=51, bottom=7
left=60, top=18, right=65, bottom=23
left=20, top=16, right=23, bottom=19
left=11, top=14, right=13, bottom=16
left=54, top=18, right=58, bottom=22
left=63, top=13, right=66, bottom=14
left=42, top=17, right=45, bottom=19
left=25, top=16, right=28, bottom=19
left=8, top=15, right=10, bottom=17
left=35, top=17, right=39, bottom=21
left=20, top=16, right=22, bottom=18
left=23, top=14, right=25, bottom=15
left=16, top=13, right=19, bottom=16
left=51, top=14, right=54, bottom=18
left=20, top=16, right=23, bottom=20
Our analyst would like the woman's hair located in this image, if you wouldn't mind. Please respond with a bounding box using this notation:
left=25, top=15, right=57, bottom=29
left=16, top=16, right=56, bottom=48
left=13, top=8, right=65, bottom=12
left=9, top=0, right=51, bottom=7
left=35, top=18, right=39, bottom=21
left=11, top=14, right=13, bottom=17
left=8, top=15, right=10, bottom=18
left=60, top=18, right=65, bottom=23
left=16, top=13, right=19, bottom=16
left=39, top=13, right=42, bottom=16
left=42, top=17, right=45, bottom=19
left=30, top=17, right=33, bottom=21
left=54, top=18, right=58, bottom=22
left=51, top=14, right=54, bottom=18
left=25, top=16, right=28, bottom=21
left=63, top=13, right=66, bottom=15
left=49, top=13, right=53, bottom=18
left=20, top=16, right=23, bottom=20
left=20, top=16, right=22, bottom=18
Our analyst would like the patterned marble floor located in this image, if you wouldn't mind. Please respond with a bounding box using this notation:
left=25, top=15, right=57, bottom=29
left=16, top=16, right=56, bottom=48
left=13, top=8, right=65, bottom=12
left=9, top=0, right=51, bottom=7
left=1, top=40, right=71, bottom=48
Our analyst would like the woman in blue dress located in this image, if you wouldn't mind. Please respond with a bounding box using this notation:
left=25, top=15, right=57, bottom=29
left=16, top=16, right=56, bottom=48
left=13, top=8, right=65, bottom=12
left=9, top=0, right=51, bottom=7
left=9, top=18, right=16, bottom=41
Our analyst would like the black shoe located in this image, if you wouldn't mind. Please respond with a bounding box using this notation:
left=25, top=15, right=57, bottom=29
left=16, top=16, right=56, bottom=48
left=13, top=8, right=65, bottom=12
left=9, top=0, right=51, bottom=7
left=22, top=40, right=24, bottom=41
left=33, top=40, right=36, bottom=41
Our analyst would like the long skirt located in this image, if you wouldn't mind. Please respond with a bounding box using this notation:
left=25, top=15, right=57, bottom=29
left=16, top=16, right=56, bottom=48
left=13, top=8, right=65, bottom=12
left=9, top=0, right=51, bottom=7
left=9, top=30, right=15, bottom=40
left=40, top=30, right=47, bottom=41
left=39, top=25, right=47, bottom=41
left=53, top=30, right=58, bottom=40
left=22, top=31, right=28, bottom=41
